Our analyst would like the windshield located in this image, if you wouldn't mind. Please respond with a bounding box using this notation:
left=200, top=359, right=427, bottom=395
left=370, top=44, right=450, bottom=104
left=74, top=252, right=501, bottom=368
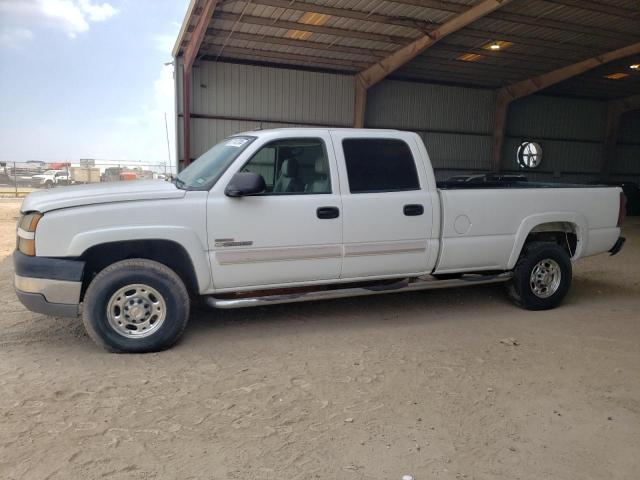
left=42, top=170, right=59, bottom=175
left=176, top=136, right=256, bottom=190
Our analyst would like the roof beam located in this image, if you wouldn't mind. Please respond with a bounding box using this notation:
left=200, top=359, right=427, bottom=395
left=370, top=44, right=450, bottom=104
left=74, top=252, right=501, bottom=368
left=229, top=0, right=426, bottom=29
left=391, top=0, right=640, bottom=41
left=181, top=0, right=218, bottom=168
left=205, top=45, right=369, bottom=70
left=601, top=94, right=640, bottom=180
left=543, top=0, right=640, bottom=20
left=459, top=27, right=594, bottom=56
left=356, top=0, right=512, bottom=90
left=234, top=0, right=618, bottom=58
left=433, top=42, right=570, bottom=68
left=205, top=29, right=388, bottom=59
left=491, top=42, right=640, bottom=171
left=214, top=12, right=410, bottom=45
left=499, top=42, right=640, bottom=103
left=352, top=0, right=512, bottom=127
left=184, top=0, right=219, bottom=71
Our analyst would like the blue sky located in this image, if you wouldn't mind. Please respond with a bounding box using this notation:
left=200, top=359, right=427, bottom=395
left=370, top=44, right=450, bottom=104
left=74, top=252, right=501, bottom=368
left=0, top=0, right=189, bottom=167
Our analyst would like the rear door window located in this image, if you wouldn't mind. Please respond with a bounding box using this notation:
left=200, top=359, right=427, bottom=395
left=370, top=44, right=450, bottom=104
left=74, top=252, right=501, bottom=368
left=342, top=138, right=420, bottom=193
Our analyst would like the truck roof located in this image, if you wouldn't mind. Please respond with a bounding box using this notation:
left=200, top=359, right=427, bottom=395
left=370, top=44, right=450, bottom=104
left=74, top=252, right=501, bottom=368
left=233, top=127, right=403, bottom=137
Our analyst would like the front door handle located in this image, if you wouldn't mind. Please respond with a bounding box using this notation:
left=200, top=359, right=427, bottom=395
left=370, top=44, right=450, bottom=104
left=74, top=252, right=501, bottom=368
left=317, top=206, right=340, bottom=219
left=404, top=204, right=424, bottom=216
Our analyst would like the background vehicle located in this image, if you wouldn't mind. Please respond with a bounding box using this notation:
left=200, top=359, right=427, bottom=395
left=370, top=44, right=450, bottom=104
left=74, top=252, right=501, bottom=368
left=14, top=129, right=625, bottom=353
left=102, top=166, right=155, bottom=182
left=30, top=169, right=71, bottom=188
left=69, top=166, right=101, bottom=184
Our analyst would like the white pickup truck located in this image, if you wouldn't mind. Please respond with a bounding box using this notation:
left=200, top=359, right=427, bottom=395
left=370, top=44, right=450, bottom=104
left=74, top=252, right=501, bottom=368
left=14, top=129, right=626, bottom=353
left=30, top=169, right=71, bottom=188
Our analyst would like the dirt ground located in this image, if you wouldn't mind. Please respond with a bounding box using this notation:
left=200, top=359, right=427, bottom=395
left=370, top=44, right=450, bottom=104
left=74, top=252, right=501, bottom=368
left=1, top=199, right=638, bottom=480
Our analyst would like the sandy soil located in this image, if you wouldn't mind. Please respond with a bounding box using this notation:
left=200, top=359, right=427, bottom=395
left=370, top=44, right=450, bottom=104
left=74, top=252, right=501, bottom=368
left=1, top=199, right=639, bottom=480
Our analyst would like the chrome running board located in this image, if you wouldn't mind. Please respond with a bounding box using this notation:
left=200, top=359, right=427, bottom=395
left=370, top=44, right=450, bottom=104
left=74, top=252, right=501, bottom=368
left=205, top=272, right=512, bottom=310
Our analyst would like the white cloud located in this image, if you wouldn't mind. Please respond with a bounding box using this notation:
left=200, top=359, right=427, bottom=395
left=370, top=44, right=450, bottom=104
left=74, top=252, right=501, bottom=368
left=0, top=28, right=34, bottom=49
left=40, top=1, right=90, bottom=36
left=40, top=0, right=118, bottom=37
left=77, top=0, right=118, bottom=22
left=0, top=0, right=119, bottom=43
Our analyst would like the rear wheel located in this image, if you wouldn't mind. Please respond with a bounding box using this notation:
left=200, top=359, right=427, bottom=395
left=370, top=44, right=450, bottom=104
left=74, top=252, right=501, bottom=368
left=507, top=241, right=572, bottom=310
left=82, top=259, right=190, bottom=353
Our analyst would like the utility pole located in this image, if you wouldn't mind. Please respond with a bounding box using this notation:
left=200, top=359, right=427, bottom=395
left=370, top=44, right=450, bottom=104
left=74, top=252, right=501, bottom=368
left=164, top=112, right=171, bottom=171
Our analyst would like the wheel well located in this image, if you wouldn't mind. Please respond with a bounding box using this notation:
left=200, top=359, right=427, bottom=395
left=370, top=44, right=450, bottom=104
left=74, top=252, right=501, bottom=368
left=523, top=222, right=578, bottom=258
left=79, top=240, right=199, bottom=300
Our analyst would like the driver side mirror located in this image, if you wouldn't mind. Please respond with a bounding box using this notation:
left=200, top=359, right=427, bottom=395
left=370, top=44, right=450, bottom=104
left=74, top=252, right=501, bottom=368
left=225, top=172, right=266, bottom=197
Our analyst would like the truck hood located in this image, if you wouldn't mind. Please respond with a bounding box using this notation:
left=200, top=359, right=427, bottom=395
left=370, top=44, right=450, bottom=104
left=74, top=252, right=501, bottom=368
left=21, top=180, right=186, bottom=213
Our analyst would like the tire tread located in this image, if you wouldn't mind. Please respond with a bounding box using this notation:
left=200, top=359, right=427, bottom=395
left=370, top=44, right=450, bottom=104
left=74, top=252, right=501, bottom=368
left=82, top=259, right=189, bottom=353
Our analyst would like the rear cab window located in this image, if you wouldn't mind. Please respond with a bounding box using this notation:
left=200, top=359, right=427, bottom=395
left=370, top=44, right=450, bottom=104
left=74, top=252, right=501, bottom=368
left=342, top=138, right=420, bottom=193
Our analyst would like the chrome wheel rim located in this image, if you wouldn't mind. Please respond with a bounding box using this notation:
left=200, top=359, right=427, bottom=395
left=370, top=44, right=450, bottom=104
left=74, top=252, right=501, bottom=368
left=530, top=259, right=562, bottom=298
left=107, top=284, right=166, bottom=338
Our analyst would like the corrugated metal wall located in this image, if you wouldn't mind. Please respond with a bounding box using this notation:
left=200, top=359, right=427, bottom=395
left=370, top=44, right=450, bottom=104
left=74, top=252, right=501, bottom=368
left=177, top=61, right=638, bottom=183
left=177, top=61, right=353, bottom=160
left=365, top=80, right=494, bottom=173
left=365, top=78, right=630, bottom=182
left=614, top=110, right=640, bottom=177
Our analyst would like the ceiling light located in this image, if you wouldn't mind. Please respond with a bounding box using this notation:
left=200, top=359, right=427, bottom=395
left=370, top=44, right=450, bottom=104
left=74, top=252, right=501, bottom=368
left=457, top=53, right=483, bottom=62
left=483, top=40, right=513, bottom=51
left=299, top=12, right=330, bottom=26
left=604, top=72, right=629, bottom=80
left=631, top=64, right=639, bottom=70
left=285, top=12, right=330, bottom=40
left=285, top=29, right=312, bottom=40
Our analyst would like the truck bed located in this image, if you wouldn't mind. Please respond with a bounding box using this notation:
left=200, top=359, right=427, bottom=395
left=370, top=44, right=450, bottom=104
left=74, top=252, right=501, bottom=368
left=434, top=184, right=621, bottom=274
left=436, top=180, right=611, bottom=190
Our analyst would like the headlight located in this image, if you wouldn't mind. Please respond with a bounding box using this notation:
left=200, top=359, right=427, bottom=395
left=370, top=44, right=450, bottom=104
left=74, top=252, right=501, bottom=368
left=17, top=212, right=43, bottom=256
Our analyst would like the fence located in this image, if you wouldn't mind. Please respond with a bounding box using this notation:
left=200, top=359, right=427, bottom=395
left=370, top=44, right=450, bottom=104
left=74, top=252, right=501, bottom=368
left=0, top=162, right=178, bottom=197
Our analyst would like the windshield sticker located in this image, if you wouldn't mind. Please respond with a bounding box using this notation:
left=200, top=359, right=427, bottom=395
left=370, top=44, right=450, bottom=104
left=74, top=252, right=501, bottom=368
left=225, top=138, right=249, bottom=148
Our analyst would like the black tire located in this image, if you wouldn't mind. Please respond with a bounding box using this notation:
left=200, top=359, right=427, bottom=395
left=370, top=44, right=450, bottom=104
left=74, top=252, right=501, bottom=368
left=507, top=241, right=572, bottom=310
left=44, top=180, right=53, bottom=189
left=82, top=259, right=190, bottom=353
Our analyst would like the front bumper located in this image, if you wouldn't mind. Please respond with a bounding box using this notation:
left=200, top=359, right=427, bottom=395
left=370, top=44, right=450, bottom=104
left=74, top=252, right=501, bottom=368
left=13, top=251, right=84, bottom=317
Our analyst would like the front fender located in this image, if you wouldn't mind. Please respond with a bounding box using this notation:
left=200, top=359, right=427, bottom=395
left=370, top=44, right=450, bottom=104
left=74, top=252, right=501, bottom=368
left=65, top=226, right=212, bottom=292
left=33, top=194, right=212, bottom=292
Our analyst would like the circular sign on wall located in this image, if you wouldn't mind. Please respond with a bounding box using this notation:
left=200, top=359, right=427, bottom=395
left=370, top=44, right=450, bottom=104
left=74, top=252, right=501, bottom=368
left=517, top=142, right=543, bottom=168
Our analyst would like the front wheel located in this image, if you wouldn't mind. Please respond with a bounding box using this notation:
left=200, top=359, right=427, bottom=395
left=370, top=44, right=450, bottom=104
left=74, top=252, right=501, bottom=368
left=507, top=241, right=572, bottom=310
left=82, top=259, right=190, bottom=353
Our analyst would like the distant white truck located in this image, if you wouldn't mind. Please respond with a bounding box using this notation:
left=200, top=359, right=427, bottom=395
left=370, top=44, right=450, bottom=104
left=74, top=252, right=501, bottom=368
left=14, top=129, right=626, bottom=353
left=31, top=168, right=102, bottom=188
left=30, top=170, right=71, bottom=188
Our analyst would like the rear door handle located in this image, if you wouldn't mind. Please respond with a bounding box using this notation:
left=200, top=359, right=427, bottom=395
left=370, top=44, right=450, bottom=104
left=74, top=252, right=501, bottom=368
left=317, top=206, right=340, bottom=219
left=404, top=204, right=424, bottom=216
